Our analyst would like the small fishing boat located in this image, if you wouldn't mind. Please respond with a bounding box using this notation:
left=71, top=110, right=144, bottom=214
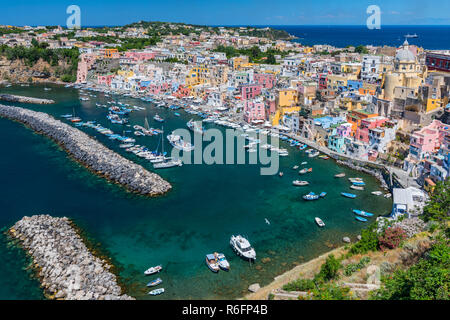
left=351, top=181, right=366, bottom=186
left=147, top=278, right=162, bottom=287
left=292, top=165, right=299, bottom=170
left=371, top=191, right=383, bottom=196
left=384, top=193, right=392, bottom=198
left=334, top=173, right=346, bottom=178
left=308, top=150, right=320, bottom=158
left=60, top=114, right=73, bottom=118
left=349, top=178, right=364, bottom=183
left=315, top=217, right=325, bottom=227
left=293, top=180, right=309, bottom=186
left=148, top=288, right=165, bottom=296
left=174, top=112, right=180, bottom=116
left=318, top=155, right=329, bottom=160
left=215, top=253, right=230, bottom=271
left=119, top=143, right=134, bottom=148
left=341, top=192, right=357, bottom=199
left=355, top=216, right=368, bottom=222
left=154, top=114, right=164, bottom=122
left=206, top=254, right=220, bottom=273
left=265, top=218, right=270, bottom=225
left=350, top=185, right=365, bottom=191
left=353, top=209, right=374, bottom=217
left=303, top=192, right=319, bottom=200
left=299, top=168, right=308, bottom=174
left=279, top=172, right=284, bottom=177
left=301, top=162, right=307, bottom=165
left=319, top=192, right=327, bottom=198
left=144, top=265, right=162, bottom=275
left=69, top=117, right=82, bottom=123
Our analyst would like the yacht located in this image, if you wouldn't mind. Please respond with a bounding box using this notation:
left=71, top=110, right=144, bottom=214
left=167, top=133, right=195, bottom=152
left=230, top=235, right=256, bottom=260
left=215, top=253, right=230, bottom=271
left=144, top=265, right=162, bottom=275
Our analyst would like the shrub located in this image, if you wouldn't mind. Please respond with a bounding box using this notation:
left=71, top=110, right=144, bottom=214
left=283, top=278, right=316, bottom=292
left=378, top=227, right=407, bottom=251
left=350, top=222, right=379, bottom=254
left=344, top=257, right=371, bottom=276
left=312, top=283, right=351, bottom=300
left=315, top=254, right=342, bottom=282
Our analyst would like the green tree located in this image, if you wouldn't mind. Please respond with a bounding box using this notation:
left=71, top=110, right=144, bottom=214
left=422, top=179, right=450, bottom=222
left=315, top=254, right=341, bottom=282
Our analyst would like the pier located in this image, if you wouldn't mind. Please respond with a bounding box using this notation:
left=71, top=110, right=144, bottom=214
left=0, top=94, right=55, bottom=104
left=0, top=104, right=172, bottom=196
left=9, top=215, right=134, bottom=300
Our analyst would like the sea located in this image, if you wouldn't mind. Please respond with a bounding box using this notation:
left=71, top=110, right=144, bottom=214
left=0, top=84, right=392, bottom=299
left=252, top=25, right=450, bottom=50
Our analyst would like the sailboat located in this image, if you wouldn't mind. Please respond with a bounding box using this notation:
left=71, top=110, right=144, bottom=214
left=153, top=126, right=183, bottom=169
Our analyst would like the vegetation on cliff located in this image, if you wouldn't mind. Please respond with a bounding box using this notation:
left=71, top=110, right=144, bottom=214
left=0, top=39, right=79, bottom=82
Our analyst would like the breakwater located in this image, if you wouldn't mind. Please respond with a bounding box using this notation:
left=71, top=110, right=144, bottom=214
left=0, top=104, right=171, bottom=196
left=8, top=215, right=134, bottom=300
left=0, top=94, right=55, bottom=104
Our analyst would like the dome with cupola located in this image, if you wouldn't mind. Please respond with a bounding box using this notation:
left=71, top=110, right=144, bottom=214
left=395, top=39, right=416, bottom=62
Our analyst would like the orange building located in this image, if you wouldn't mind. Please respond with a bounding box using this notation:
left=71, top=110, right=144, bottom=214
left=102, top=48, right=119, bottom=58
left=346, top=110, right=378, bottom=137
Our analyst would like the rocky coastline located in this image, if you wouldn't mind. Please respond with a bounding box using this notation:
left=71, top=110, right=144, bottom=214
left=0, top=104, right=171, bottom=196
left=8, top=214, right=134, bottom=300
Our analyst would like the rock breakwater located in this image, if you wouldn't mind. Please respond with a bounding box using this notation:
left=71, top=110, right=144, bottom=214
left=0, top=104, right=171, bottom=196
left=0, top=94, right=55, bottom=104
left=9, top=214, right=134, bottom=300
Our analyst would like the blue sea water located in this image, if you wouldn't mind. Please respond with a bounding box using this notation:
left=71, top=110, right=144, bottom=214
left=0, top=84, right=393, bottom=299
left=262, top=25, right=450, bottom=50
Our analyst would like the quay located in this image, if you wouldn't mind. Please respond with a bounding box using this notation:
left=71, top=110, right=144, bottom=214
left=8, top=214, right=134, bottom=300
left=0, top=94, right=55, bottom=104
left=0, top=104, right=172, bottom=196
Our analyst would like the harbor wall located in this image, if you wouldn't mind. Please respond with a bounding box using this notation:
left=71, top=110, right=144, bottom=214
left=8, top=214, right=134, bottom=300
left=0, top=94, right=55, bottom=104
left=0, top=104, right=172, bottom=196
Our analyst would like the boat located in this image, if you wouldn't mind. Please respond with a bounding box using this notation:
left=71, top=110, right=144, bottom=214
left=353, top=209, right=374, bottom=217
left=350, top=185, right=365, bottom=191
left=69, top=117, right=82, bottom=123
left=279, top=172, right=284, bottom=177
left=60, top=114, right=73, bottom=118
left=292, top=165, right=299, bottom=170
left=265, top=218, right=270, bottom=225
left=147, top=278, right=162, bottom=287
left=308, top=150, right=320, bottom=158
left=299, top=168, right=311, bottom=174
left=355, top=216, right=368, bottom=222
left=384, top=193, right=392, bottom=198
left=230, top=235, right=256, bottom=260
left=153, top=158, right=183, bottom=169
left=215, top=253, right=230, bottom=271
left=154, top=114, right=164, bottom=122
left=187, top=119, right=204, bottom=135
left=351, top=181, right=366, bottom=186
left=144, top=265, right=162, bottom=275
left=318, top=155, right=329, bottom=160
left=293, top=180, right=309, bottom=186
left=349, top=178, right=364, bottom=183
left=119, top=143, right=134, bottom=148
left=148, top=288, right=165, bottom=296
left=341, top=192, right=357, bottom=199
left=167, top=133, right=195, bottom=152
left=301, top=162, right=307, bottom=165
left=315, top=217, right=325, bottom=227
left=405, top=33, right=418, bottom=38
left=174, top=112, right=180, bottom=116
left=319, top=192, right=327, bottom=198
left=371, top=191, right=383, bottom=196
left=303, top=192, right=319, bottom=200
left=205, top=254, right=220, bottom=273
left=334, top=173, right=346, bottom=178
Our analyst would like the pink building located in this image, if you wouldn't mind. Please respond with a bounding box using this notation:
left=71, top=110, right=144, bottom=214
left=97, top=74, right=115, bottom=87
left=125, top=51, right=156, bottom=62
left=244, top=99, right=265, bottom=123
left=336, top=123, right=352, bottom=137
left=355, top=116, right=389, bottom=143
left=76, top=53, right=97, bottom=83
left=240, top=84, right=262, bottom=100
left=254, top=73, right=276, bottom=89
left=409, top=119, right=449, bottom=159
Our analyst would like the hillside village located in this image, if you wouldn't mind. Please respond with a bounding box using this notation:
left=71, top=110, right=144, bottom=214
left=1, top=22, right=449, bottom=205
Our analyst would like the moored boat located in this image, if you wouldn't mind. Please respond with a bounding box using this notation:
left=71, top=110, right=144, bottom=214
left=353, top=209, right=374, bottom=217
left=144, top=265, right=162, bottom=275
left=355, top=216, right=368, bottom=222
left=230, top=235, right=256, bottom=260
left=319, top=192, right=327, bottom=198
left=205, top=254, right=220, bottom=273
left=341, top=192, right=357, bottom=199
left=315, top=217, right=325, bottom=227
left=334, top=173, right=346, bottom=178
left=350, top=185, right=365, bottom=191
left=147, top=278, right=162, bottom=287
left=148, top=288, right=165, bottom=296
left=215, top=253, right=230, bottom=271
left=303, top=192, right=319, bottom=200
left=293, top=180, right=309, bottom=186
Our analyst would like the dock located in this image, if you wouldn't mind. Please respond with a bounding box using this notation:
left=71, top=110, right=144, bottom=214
left=0, top=94, right=55, bottom=104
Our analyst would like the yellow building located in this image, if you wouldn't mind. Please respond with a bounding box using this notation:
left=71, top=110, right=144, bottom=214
left=277, top=88, right=298, bottom=107
left=185, top=65, right=210, bottom=88
left=117, top=70, right=135, bottom=78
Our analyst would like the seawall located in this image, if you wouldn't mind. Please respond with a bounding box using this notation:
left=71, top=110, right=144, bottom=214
left=8, top=214, right=134, bottom=300
left=0, top=94, right=55, bottom=104
left=0, top=104, right=171, bottom=196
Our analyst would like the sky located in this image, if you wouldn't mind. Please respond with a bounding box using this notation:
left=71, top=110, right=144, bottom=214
left=1, top=0, right=449, bottom=27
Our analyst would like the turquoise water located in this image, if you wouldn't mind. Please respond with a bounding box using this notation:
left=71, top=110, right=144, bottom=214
left=0, top=84, right=392, bottom=299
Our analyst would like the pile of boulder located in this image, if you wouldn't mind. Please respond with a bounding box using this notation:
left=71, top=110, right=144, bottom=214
left=0, top=104, right=171, bottom=196
left=9, top=214, right=135, bottom=300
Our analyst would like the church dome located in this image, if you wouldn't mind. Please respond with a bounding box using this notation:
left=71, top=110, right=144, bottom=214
left=395, top=48, right=415, bottom=62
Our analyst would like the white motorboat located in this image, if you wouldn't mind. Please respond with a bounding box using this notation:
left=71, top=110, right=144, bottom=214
left=293, top=180, right=309, bottom=186
left=371, top=191, right=383, bottom=196
left=230, top=235, right=256, bottom=260
left=315, top=217, right=325, bottom=227
left=215, top=253, right=230, bottom=271
left=167, top=133, right=195, bottom=152
left=144, top=265, right=162, bottom=275
left=148, top=288, right=165, bottom=296
left=205, top=254, right=220, bottom=273
left=153, top=159, right=183, bottom=169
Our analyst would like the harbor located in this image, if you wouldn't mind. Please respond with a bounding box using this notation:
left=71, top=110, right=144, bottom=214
left=0, top=84, right=393, bottom=300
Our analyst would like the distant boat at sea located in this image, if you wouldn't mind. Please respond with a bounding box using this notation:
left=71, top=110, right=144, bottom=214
left=405, top=33, right=418, bottom=38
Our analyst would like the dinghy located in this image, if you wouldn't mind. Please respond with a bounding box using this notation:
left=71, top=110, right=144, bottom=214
left=315, top=217, right=325, bottom=227
left=341, top=192, right=357, bottom=199
left=144, top=265, right=162, bottom=275
left=147, top=278, right=162, bottom=287
left=293, top=180, right=309, bottom=186
left=353, top=209, right=374, bottom=217
left=148, top=288, right=165, bottom=296
left=355, top=216, right=368, bottom=222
